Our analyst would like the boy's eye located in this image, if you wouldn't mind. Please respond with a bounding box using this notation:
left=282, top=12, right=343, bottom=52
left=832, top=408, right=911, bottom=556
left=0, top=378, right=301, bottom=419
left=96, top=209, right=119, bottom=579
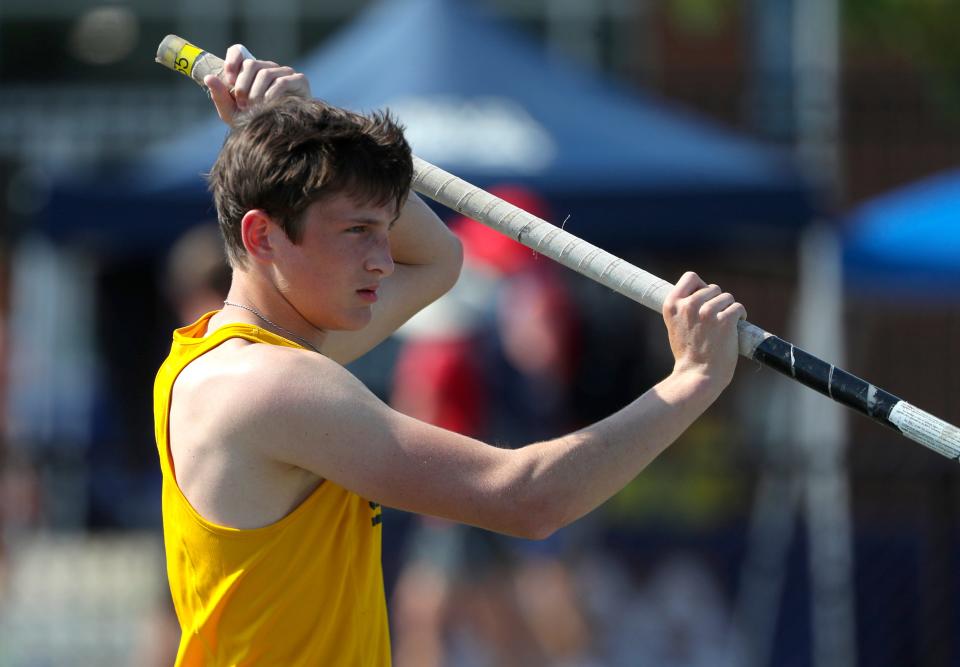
left=347, top=225, right=366, bottom=233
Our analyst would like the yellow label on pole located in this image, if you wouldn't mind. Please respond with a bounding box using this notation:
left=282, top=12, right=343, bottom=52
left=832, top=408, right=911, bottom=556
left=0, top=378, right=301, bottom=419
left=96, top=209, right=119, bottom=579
left=172, top=42, right=204, bottom=77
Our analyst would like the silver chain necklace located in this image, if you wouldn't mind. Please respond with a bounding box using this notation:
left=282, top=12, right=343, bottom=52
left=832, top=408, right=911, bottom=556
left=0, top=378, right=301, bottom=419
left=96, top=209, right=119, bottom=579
left=222, top=300, right=321, bottom=354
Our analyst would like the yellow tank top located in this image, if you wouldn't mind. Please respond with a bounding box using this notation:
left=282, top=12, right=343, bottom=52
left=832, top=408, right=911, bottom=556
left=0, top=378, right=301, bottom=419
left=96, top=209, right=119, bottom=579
left=153, top=312, right=390, bottom=666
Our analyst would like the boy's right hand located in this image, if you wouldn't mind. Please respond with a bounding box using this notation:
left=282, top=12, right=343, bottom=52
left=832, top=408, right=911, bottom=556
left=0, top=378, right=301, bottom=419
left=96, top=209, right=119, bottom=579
left=204, top=44, right=312, bottom=126
left=662, top=271, right=746, bottom=389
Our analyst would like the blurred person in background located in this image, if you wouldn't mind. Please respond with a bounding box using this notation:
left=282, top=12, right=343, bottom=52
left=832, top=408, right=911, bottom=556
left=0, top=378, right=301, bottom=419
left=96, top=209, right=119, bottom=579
left=390, top=188, right=594, bottom=667
left=0, top=248, right=11, bottom=599
left=386, top=196, right=498, bottom=666
left=0, top=243, right=45, bottom=602
left=163, top=224, right=233, bottom=326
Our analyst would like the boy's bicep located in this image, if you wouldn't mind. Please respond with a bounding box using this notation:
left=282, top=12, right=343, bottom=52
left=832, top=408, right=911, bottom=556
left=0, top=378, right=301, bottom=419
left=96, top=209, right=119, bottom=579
left=264, top=360, right=519, bottom=527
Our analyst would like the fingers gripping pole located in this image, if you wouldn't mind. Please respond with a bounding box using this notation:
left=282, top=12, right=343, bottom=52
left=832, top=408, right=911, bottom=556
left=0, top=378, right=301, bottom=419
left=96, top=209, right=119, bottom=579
left=156, top=35, right=960, bottom=461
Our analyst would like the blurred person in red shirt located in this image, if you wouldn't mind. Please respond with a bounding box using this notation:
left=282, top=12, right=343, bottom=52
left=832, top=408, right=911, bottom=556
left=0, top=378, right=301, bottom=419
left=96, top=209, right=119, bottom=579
left=391, top=186, right=591, bottom=667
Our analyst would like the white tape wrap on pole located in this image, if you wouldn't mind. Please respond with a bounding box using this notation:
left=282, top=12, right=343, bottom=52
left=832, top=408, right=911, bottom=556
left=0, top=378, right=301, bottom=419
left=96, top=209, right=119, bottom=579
left=410, top=156, right=772, bottom=359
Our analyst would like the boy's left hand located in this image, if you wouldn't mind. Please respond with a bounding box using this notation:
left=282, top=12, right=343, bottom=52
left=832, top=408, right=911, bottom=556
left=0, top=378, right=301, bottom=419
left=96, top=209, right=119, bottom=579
left=204, top=44, right=311, bottom=126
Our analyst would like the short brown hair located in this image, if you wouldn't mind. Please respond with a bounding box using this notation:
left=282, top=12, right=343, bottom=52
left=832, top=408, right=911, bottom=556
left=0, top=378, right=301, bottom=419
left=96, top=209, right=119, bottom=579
left=208, top=97, right=413, bottom=267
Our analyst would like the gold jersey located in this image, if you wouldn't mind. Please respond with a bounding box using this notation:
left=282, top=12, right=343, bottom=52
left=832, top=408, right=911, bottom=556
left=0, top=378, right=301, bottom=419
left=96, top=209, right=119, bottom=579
left=154, top=312, right=390, bottom=666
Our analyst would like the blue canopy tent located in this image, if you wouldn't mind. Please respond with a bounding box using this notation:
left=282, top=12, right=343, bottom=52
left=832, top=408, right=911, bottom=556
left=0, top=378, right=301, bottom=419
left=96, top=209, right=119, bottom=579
left=843, top=168, right=960, bottom=299
left=42, top=0, right=816, bottom=256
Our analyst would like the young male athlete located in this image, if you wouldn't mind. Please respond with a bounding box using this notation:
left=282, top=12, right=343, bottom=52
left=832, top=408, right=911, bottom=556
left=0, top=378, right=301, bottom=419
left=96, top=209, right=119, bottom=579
left=154, top=46, right=747, bottom=666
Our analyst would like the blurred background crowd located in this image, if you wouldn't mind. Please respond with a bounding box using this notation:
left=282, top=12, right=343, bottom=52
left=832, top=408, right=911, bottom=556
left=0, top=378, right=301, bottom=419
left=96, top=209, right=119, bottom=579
left=0, top=0, right=958, bottom=665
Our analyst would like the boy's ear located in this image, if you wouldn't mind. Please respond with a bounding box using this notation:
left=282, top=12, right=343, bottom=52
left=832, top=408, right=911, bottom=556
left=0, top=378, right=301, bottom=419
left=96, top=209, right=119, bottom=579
left=240, top=209, right=276, bottom=261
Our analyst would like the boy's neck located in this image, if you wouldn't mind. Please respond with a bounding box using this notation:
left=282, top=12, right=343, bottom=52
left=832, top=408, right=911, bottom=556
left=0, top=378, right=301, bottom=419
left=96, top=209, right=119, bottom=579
left=212, top=272, right=328, bottom=352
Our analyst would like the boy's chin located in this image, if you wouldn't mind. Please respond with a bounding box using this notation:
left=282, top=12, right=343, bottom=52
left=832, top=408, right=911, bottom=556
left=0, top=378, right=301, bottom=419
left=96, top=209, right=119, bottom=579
left=331, top=309, right=373, bottom=331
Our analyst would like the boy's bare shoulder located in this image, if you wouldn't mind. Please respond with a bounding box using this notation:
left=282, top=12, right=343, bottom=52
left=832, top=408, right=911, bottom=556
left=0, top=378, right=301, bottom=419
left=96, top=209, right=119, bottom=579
left=174, top=338, right=373, bottom=435
left=183, top=338, right=355, bottom=396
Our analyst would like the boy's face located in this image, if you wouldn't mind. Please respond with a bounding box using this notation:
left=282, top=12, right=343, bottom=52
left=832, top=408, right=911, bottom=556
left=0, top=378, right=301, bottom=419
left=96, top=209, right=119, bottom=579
left=269, top=192, right=399, bottom=331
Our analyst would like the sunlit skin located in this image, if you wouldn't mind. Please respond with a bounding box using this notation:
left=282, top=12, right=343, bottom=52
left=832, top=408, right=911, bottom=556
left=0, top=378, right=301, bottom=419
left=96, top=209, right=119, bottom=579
left=168, top=44, right=746, bottom=540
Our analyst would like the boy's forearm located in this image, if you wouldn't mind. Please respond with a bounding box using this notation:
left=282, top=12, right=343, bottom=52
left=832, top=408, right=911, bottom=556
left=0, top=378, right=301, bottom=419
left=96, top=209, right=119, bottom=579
left=391, top=193, right=462, bottom=268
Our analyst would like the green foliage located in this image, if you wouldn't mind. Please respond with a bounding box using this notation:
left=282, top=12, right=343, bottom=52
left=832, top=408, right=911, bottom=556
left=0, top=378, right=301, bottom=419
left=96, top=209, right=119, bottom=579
left=665, top=0, right=740, bottom=35
left=663, top=0, right=960, bottom=74
left=605, top=418, right=749, bottom=528
left=845, top=0, right=960, bottom=116
left=844, top=0, right=960, bottom=73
